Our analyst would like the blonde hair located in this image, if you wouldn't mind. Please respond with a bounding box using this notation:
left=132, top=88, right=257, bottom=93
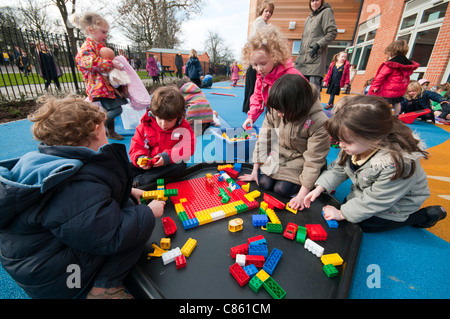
left=29, top=94, right=106, bottom=146
left=189, top=49, right=198, bottom=59
left=404, top=81, right=423, bottom=100
left=258, top=1, right=275, bottom=15
left=242, top=24, right=290, bottom=68
left=68, top=12, right=109, bottom=35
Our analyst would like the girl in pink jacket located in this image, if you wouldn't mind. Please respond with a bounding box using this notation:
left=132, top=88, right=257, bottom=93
left=323, top=51, right=350, bottom=109
left=368, top=40, right=419, bottom=116
left=241, top=25, right=305, bottom=130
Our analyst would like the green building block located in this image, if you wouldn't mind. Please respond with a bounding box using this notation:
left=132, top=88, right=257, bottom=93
left=178, top=211, right=189, bottom=222
left=323, top=264, right=339, bottom=278
left=262, top=277, right=286, bottom=299
left=249, top=275, right=263, bottom=293
left=266, top=222, right=283, bottom=233
left=296, top=226, right=307, bottom=243
left=157, top=179, right=164, bottom=186
left=235, top=203, right=248, bottom=213
left=164, top=189, right=178, bottom=197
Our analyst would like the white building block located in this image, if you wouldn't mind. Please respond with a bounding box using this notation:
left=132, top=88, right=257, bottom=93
left=161, top=247, right=182, bottom=265
left=304, top=239, right=324, bottom=257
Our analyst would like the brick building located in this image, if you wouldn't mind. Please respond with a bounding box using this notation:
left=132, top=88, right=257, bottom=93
left=248, top=0, right=450, bottom=94
left=146, top=48, right=210, bottom=75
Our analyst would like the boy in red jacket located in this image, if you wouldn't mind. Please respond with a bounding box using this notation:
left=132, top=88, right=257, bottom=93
left=130, top=86, right=196, bottom=188
left=368, top=40, right=419, bottom=116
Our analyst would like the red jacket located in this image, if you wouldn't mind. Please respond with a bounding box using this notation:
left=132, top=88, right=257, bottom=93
left=129, top=112, right=196, bottom=167
left=323, top=60, right=350, bottom=88
left=368, top=59, right=419, bottom=98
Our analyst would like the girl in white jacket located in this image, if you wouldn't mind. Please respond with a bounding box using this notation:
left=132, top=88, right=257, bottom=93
left=304, top=95, right=446, bottom=232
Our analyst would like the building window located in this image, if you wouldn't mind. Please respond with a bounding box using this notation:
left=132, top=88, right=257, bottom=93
left=292, top=40, right=301, bottom=55
left=410, top=27, right=440, bottom=67
left=421, top=2, right=448, bottom=23
left=400, top=14, right=417, bottom=29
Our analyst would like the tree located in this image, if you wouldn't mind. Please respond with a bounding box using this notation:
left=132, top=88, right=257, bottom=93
left=116, top=0, right=203, bottom=49
left=204, top=30, right=234, bottom=65
left=19, top=0, right=59, bottom=35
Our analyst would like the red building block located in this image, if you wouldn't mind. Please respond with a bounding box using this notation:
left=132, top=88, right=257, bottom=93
left=263, top=193, right=285, bottom=210
left=230, top=263, right=250, bottom=286
left=245, top=255, right=265, bottom=267
left=305, top=224, right=327, bottom=241
left=175, top=255, right=186, bottom=269
left=283, top=222, right=298, bottom=240
left=247, top=235, right=265, bottom=245
left=230, top=243, right=249, bottom=258
left=223, top=167, right=239, bottom=179
left=162, top=217, right=177, bottom=236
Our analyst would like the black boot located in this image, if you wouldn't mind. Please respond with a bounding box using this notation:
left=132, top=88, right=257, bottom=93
left=105, top=118, right=124, bottom=140
left=414, top=206, right=447, bottom=228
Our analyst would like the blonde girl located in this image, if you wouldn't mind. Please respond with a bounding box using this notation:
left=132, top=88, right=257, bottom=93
left=241, top=24, right=305, bottom=130
left=304, top=95, right=446, bottom=232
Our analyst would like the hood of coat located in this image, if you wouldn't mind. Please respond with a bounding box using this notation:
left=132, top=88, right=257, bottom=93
left=383, top=60, right=420, bottom=72
left=311, top=1, right=332, bottom=14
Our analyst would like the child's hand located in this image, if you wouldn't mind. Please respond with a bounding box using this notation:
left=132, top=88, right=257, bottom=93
left=238, top=169, right=259, bottom=185
left=322, top=205, right=345, bottom=221
left=152, top=155, right=164, bottom=167
left=372, top=88, right=378, bottom=93
left=303, top=186, right=325, bottom=208
left=289, top=186, right=310, bottom=211
left=112, top=60, right=123, bottom=70
left=242, top=118, right=253, bottom=130
left=131, top=188, right=144, bottom=203
left=148, top=200, right=166, bottom=218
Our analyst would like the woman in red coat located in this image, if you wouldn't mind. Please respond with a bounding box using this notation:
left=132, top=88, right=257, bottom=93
left=368, top=40, right=419, bottom=116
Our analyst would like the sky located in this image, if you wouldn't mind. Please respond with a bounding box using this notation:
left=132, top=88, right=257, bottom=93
left=178, top=0, right=250, bottom=61
left=2, top=0, right=251, bottom=61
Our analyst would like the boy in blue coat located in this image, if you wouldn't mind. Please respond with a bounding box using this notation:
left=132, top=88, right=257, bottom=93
left=0, top=95, right=165, bottom=299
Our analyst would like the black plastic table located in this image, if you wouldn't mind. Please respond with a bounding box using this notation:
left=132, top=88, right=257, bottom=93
left=125, top=163, right=362, bottom=299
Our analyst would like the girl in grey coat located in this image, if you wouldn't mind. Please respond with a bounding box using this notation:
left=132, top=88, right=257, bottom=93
left=304, top=95, right=446, bottom=232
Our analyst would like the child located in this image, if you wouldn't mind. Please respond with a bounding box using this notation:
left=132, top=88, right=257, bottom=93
left=345, top=64, right=357, bottom=94
left=176, top=79, right=220, bottom=135
left=323, top=51, right=350, bottom=109
left=400, top=81, right=449, bottom=123
left=129, top=86, right=196, bottom=188
left=185, top=49, right=203, bottom=87
left=37, top=41, right=61, bottom=91
left=432, top=83, right=450, bottom=120
left=304, top=95, right=446, bottom=233
left=71, top=12, right=127, bottom=140
left=146, top=54, right=159, bottom=84
left=230, top=61, right=241, bottom=86
left=238, top=74, right=330, bottom=210
left=241, top=24, right=305, bottom=130
left=0, top=95, right=165, bottom=299
left=368, top=40, right=419, bottom=116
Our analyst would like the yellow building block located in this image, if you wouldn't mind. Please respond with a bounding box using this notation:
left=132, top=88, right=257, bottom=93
left=181, top=238, right=197, bottom=257
left=174, top=203, right=185, bottom=214
left=160, top=238, right=171, bottom=249
left=241, top=183, right=250, bottom=193
left=247, top=190, right=261, bottom=200
left=321, top=253, right=344, bottom=266
left=180, top=198, right=187, bottom=203
left=256, top=269, right=270, bottom=282
left=285, top=202, right=297, bottom=214
left=260, top=201, right=268, bottom=211
left=137, top=157, right=148, bottom=166
left=266, top=208, right=281, bottom=224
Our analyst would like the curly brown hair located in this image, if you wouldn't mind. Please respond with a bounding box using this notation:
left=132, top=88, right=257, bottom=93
left=150, top=86, right=186, bottom=120
left=29, top=94, right=106, bottom=146
left=241, top=24, right=291, bottom=69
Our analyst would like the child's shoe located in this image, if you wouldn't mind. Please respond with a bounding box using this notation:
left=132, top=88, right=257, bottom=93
left=414, top=206, right=447, bottom=228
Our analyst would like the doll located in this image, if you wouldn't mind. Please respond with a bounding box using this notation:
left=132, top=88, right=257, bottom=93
left=99, top=47, right=130, bottom=99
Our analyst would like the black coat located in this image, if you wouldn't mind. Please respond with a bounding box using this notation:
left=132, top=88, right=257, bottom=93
left=0, top=143, right=155, bottom=298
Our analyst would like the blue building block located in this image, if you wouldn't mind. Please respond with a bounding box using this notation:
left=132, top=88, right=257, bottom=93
left=233, top=163, right=242, bottom=172
left=252, top=214, right=268, bottom=227
left=182, top=218, right=199, bottom=230
left=243, top=264, right=258, bottom=278
left=248, top=244, right=268, bottom=258
left=322, top=211, right=338, bottom=228
left=250, top=238, right=267, bottom=246
left=263, top=248, right=283, bottom=275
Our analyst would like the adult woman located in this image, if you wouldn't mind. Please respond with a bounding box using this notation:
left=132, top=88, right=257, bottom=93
left=295, top=0, right=337, bottom=98
left=242, top=1, right=274, bottom=113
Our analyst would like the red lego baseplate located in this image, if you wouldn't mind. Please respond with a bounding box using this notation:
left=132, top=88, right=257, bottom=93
left=166, top=173, right=259, bottom=229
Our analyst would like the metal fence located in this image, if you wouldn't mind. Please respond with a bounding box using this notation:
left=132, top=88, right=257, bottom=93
left=0, top=26, right=146, bottom=102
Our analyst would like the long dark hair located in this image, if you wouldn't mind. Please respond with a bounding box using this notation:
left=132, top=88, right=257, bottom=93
left=326, top=95, right=429, bottom=180
left=267, top=73, right=315, bottom=124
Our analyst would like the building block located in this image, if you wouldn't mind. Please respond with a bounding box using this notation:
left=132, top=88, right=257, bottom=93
left=296, top=226, right=307, bottom=243
left=147, top=243, right=167, bottom=258
left=283, top=222, right=298, bottom=240
left=252, top=214, right=268, bottom=227
left=175, top=255, right=186, bottom=269
left=321, top=253, right=343, bottom=266
left=161, top=247, right=182, bottom=265
left=266, top=222, right=283, bottom=233
left=245, top=255, right=265, bottom=267
left=160, top=238, right=171, bottom=249
left=223, top=167, right=239, bottom=179
left=323, top=264, right=339, bottom=277
left=182, top=218, right=199, bottom=230
left=243, top=264, right=258, bottom=278
left=265, top=208, right=281, bottom=224
left=263, top=193, right=285, bottom=210
left=236, top=254, right=246, bottom=267
left=285, top=202, right=297, bottom=214
left=263, top=277, right=286, bottom=299
left=305, top=224, right=328, bottom=241
left=180, top=238, right=197, bottom=257
left=255, top=269, right=270, bottom=282
left=398, top=108, right=431, bottom=124
left=248, top=244, right=268, bottom=258
left=304, top=239, right=324, bottom=257
left=249, top=275, right=264, bottom=293
left=263, top=248, right=283, bottom=275
left=162, top=217, right=177, bottom=236
left=233, top=163, right=242, bottom=172
left=229, top=263, right=250, bottom=287
left=241, top=183, right=250, bottom=193
left=230, top=243, right=249, bottom=258
left=247, top=190, right=261, bottom=200
left=247, top=235, right=265, bottom=245
left=250, top=238, right=267, bottom=246
left=228, top=218, right=244, bottom=232
left=322, top=211, right=339, bottom=228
